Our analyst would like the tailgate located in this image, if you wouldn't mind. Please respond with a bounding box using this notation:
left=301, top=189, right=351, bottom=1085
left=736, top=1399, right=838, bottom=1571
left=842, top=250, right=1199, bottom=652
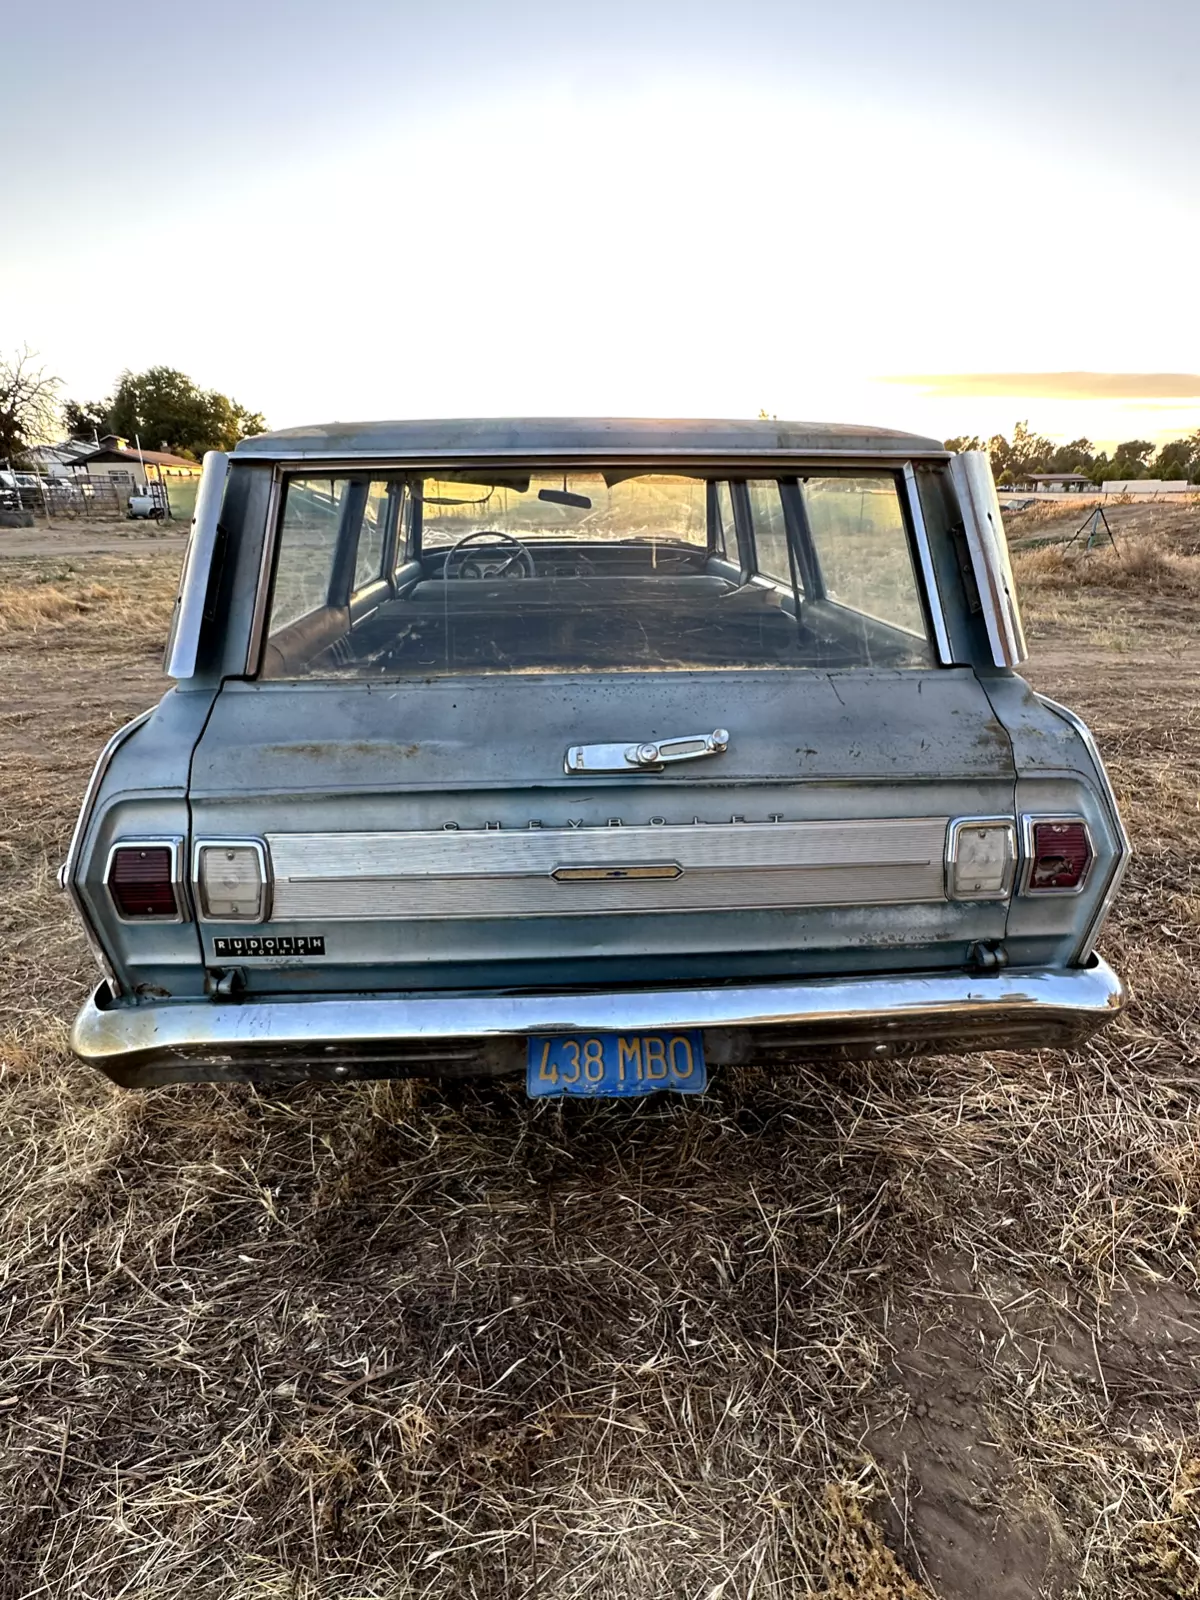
left=187, top=667, right=1015, bottom=994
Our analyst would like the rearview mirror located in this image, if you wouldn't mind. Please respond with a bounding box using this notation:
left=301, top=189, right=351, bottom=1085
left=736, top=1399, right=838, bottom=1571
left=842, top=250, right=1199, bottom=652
left=538, top=488, right=592, bottom=509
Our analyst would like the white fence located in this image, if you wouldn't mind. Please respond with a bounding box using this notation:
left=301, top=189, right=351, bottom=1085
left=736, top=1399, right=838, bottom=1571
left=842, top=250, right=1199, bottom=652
left=1101, top=480, right=1196, bottom=495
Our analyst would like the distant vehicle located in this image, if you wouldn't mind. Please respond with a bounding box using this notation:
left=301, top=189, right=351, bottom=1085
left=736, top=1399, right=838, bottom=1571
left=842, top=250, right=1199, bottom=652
left=64, top=418, right=1129, bottom=1097
left=0, top=471, right=43, bottom=512
left=127, top=490, right=165, bottom=520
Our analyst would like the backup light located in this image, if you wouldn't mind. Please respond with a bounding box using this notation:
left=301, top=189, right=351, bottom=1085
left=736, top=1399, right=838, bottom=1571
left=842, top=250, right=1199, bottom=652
left=195, top=841, right=269, bottom=922
left=946, top=818, right=1016, bottom=900
left=1026, top=819, right=1093, bottom=893
left=107, top=844, right=180, bottom=920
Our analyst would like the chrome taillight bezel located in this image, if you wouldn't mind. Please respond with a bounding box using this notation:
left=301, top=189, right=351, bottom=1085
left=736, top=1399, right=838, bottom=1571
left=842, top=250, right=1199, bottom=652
left=945, top=817, right=1017, bottom=901
left=104, top=837, right=189, bottom=923
left=192, top=838, right=272, bottom=923
left=1019, top=814, right=1095, bottom=897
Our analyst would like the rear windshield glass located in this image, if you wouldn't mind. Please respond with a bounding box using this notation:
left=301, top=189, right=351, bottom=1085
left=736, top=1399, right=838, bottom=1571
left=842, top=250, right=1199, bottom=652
left=260, top=469, right=933, bottom=678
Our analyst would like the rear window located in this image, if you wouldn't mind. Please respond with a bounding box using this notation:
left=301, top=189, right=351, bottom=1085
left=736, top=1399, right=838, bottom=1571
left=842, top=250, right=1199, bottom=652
left=260, top=468, right=934, bottom=678
left=803, top=476, right=926, bottom=634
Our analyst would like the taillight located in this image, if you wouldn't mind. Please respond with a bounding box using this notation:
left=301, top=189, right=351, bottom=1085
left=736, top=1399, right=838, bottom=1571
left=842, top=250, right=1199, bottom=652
left=946, top=818, right=1016, bottom=900
left=1024, top=818, right=1093, bottom=893
left=107, top=844, right=181, bottom=919
left=194, top=840, right=269, bottom=921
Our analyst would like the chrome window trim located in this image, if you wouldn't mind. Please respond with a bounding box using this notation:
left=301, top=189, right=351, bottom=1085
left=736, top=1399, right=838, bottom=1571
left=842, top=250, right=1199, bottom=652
left=948, top=452, right=1028, bottom=667
left=1019, top=813, right=1095, bottom=898
left=103, top=836, right=188, bottom=924
left=1035, top=695, right=1132, bottom=960
left=249, top=460, right=949, bottom=678
left=164, top=451, right=230, bottom=680
left=62, top=709, right=154, bottom=990
left=944, top=816, right=1017, bottom=901
left=902, top=462, right=953, bottom=664
left=245, top=469, right=283, bottom=675
left=192, top=838, right=272, bottom=923
left=235, top=448, right=954, bottom=469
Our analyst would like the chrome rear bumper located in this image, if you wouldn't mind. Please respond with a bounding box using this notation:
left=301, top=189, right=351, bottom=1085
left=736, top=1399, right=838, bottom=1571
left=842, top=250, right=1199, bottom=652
left=71, top=959, right=1125, bottom=1088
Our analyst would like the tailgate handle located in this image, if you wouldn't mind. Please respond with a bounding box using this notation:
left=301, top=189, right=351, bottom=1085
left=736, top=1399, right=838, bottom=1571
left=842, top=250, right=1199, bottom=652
left=566, top=729, right=729, bottom=774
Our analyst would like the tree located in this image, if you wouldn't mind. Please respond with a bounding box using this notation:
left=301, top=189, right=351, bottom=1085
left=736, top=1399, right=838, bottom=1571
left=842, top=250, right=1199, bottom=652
left=1046, top=437, right=1096, bottom=475
left=63, top=397, right=113, bottom=441
left=1151, top=436, right=1200, bottom=481
left=1008, top=420, right=1054, bottom=476
left=978, top=421, right=1053, bottom=483
left=0, top=347, right=61, bottom=462
left=948, top=423, right=1105, bottom=482
left=987, top=432, right=1015, bottom=480
left=1108, top=439, right=1156, bottom=480
left=106, top=366, right=266, bottom=458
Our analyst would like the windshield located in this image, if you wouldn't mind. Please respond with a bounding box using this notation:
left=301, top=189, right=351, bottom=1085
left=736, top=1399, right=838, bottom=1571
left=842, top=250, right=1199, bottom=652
left=417, top=472, right=709, bottom=549
left=260, top=468, right=933, bottom=678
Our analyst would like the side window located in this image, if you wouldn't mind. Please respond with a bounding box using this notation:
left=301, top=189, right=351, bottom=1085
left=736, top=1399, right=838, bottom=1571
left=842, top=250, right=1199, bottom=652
left=270, top=478, right=345, bottom=629
left=353, top=481, right=389, bottom=593
left=709, top=481, right=735, bottom=557
left=746, top=479, right=800, bottom=591
left=802, top=476, right=926, bottom=634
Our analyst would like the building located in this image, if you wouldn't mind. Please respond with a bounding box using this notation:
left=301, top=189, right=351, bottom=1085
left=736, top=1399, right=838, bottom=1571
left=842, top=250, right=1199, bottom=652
left=24, top=440, right=96, bottom=479
left=1019, top=472, right=1094, bottom=493
left=71, top=436, right=203, bottom=494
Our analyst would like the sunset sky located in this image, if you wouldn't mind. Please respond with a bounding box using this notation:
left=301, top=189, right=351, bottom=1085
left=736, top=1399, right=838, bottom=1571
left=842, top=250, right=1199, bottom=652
left=3, top=0, right=1198, bottom=448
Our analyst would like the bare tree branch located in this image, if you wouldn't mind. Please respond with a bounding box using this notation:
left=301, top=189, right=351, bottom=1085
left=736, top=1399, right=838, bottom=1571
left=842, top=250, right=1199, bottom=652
left=0, top=346, right=62, bottom=462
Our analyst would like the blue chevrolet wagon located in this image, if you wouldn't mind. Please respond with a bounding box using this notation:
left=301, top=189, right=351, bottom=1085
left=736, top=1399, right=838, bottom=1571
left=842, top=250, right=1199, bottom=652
left=63, top=418, right=1128, bottom=1097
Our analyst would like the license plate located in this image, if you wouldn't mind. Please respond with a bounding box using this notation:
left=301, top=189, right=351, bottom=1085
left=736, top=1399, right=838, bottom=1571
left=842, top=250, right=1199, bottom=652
left=527, top=1031, right=707, bottom=1097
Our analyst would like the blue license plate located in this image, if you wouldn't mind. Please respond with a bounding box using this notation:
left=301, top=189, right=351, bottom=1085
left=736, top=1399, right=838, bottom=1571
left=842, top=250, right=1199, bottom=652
left=527, top=1031, right=707, bottom=1097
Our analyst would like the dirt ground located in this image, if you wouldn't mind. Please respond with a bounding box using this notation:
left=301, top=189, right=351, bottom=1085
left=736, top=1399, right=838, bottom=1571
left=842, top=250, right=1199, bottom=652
left=0, top=517, right=188, bottom=560
left=0, top=503, right=1198, bottom=1599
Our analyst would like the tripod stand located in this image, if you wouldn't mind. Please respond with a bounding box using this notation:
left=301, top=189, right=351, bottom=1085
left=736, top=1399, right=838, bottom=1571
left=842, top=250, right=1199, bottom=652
left=1064, top=504, right=1118, bottom=553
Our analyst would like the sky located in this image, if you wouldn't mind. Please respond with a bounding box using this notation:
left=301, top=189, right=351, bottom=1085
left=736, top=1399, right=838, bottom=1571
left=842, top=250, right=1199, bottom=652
left=2, top=0, right=1198, bottom=450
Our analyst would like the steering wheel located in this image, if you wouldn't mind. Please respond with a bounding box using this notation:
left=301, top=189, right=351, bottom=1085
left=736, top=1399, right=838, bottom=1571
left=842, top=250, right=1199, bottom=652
left=443, top=529, right=537, bottom=580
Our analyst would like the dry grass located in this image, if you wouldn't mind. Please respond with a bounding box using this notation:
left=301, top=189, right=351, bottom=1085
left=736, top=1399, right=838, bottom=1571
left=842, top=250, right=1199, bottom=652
left=1, top=539, right=1199, bottom=1599
left=1013, top=538, right=1200, bottom=598
left=0, top=561, right=179, bottom=640
left=1006, top=496, right=1200, bottom=552
left=0, top=583, right=128, bottom=633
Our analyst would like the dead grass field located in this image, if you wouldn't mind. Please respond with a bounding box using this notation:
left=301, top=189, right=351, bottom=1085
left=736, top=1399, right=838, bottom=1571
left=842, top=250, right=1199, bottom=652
left=1, top=508, right=1198, bottom=1600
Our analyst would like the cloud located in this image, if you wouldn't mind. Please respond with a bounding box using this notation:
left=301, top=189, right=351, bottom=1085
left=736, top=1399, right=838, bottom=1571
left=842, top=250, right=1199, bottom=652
left=880, top=373, right=1200, bottom=400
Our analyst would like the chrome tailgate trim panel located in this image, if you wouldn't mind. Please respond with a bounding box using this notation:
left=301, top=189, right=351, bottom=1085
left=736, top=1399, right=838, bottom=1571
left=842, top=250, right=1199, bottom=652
left=265, top=818, right=950, bottom=920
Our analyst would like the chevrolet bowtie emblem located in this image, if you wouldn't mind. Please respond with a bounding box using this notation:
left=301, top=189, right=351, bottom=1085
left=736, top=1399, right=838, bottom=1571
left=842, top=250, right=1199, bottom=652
left=551, top=863, right=684, bottom=882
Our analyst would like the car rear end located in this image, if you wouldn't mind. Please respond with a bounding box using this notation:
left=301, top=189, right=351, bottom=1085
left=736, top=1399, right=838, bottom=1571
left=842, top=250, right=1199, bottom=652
left=65, top=419, right=1127, bottom=1093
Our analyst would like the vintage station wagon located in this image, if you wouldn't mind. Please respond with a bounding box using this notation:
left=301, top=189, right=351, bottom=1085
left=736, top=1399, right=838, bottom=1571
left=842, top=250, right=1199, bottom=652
left=64, top=418, right=1128, bottom=1097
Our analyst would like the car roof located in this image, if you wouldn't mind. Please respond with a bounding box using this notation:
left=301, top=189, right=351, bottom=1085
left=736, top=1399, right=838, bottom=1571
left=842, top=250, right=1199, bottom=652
left=232, top=416, right=946, bottom=462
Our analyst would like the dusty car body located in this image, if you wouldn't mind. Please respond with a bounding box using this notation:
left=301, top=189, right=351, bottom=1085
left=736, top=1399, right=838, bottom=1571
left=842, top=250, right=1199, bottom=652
left=64, top=418, right=1128, bottom=1094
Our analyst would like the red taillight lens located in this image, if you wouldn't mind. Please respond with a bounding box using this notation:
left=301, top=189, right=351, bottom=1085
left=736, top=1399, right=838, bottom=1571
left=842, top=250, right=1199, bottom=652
left=108, top=846, right=178, bottom=918
left=1028, top=821, right=1092, bottom=891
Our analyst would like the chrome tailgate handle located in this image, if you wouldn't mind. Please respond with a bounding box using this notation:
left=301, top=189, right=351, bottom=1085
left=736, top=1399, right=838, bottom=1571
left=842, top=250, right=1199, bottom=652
left=566, top=729, right=729, bottom=774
